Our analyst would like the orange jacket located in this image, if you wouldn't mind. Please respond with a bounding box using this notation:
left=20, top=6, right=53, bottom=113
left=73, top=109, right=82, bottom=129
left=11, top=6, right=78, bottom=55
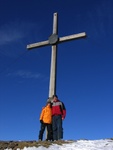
left=39, top=105, right=52, bottom=124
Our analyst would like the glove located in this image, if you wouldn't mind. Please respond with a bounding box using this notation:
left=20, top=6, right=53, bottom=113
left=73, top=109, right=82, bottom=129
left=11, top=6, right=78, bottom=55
left=40, top=120, right=43, bottom=124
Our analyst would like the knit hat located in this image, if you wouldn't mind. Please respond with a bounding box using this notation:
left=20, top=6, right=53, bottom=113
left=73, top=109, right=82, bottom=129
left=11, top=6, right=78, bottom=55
left=46, top=101, right=51, bottom=105
left=53, top=95, right=58, bottom=98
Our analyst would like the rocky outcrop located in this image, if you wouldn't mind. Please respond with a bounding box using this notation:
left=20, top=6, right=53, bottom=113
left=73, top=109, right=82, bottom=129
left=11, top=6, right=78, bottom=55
left=0, top=140, right=71, bottom=150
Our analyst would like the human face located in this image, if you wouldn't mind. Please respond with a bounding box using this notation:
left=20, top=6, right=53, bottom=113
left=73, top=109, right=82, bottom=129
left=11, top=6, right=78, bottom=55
left=47, top=103, right=50, bottom=106
left=53, top=96, right=57, bottom=101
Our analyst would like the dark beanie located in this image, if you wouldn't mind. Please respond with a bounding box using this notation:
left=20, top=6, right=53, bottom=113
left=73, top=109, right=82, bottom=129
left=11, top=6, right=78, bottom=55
left=47, top=101, right=51, bottom=104
left=53, top=95, right=58, bottom=98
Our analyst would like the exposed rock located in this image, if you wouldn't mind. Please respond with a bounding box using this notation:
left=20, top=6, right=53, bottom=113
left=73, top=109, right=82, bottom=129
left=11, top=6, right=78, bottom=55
left=0, top=140, right=72, bottom=150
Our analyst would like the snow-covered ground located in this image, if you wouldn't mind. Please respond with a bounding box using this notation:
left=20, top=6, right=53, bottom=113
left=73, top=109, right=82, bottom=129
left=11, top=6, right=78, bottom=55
left=5, top=139, right=113, bottom=150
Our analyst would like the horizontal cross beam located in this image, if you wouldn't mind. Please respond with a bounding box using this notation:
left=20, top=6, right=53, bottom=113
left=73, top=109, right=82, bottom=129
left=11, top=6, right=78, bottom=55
left=27, top=32, right=86, bottom=50
left=59, top=32, right=86, bottom=43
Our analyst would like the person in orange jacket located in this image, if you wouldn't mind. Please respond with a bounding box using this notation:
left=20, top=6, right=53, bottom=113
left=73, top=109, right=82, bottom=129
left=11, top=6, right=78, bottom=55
left=38, top=101, right=53, bottom=141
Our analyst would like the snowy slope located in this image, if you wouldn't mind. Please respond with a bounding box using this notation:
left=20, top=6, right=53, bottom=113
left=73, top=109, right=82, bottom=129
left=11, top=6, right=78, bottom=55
left=5, top=139, right=113, bottom=150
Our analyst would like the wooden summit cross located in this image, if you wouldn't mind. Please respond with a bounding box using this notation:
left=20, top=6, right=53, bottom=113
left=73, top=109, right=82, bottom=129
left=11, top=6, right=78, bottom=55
left=27, top=12, right=86, bottom=100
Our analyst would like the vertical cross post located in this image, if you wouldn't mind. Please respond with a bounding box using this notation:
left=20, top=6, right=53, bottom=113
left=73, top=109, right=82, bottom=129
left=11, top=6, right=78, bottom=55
left=49, top=13, right=58, bottom=99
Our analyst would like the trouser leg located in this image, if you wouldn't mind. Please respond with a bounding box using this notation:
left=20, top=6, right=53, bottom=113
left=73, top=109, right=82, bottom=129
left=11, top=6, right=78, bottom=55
left=52, top=116, right=58, bottom=140
left=38, top=123, right=46, bottom=140
left=61, top=127, right=63, bottom=139
left=47, top=124, right=53, bottom=141
left=57, top=115, right=63, bottom=140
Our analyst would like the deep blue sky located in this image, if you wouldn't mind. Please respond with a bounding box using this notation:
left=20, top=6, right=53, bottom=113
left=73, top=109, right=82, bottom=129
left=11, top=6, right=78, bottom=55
left=0, top=0, right=113, bottom=141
